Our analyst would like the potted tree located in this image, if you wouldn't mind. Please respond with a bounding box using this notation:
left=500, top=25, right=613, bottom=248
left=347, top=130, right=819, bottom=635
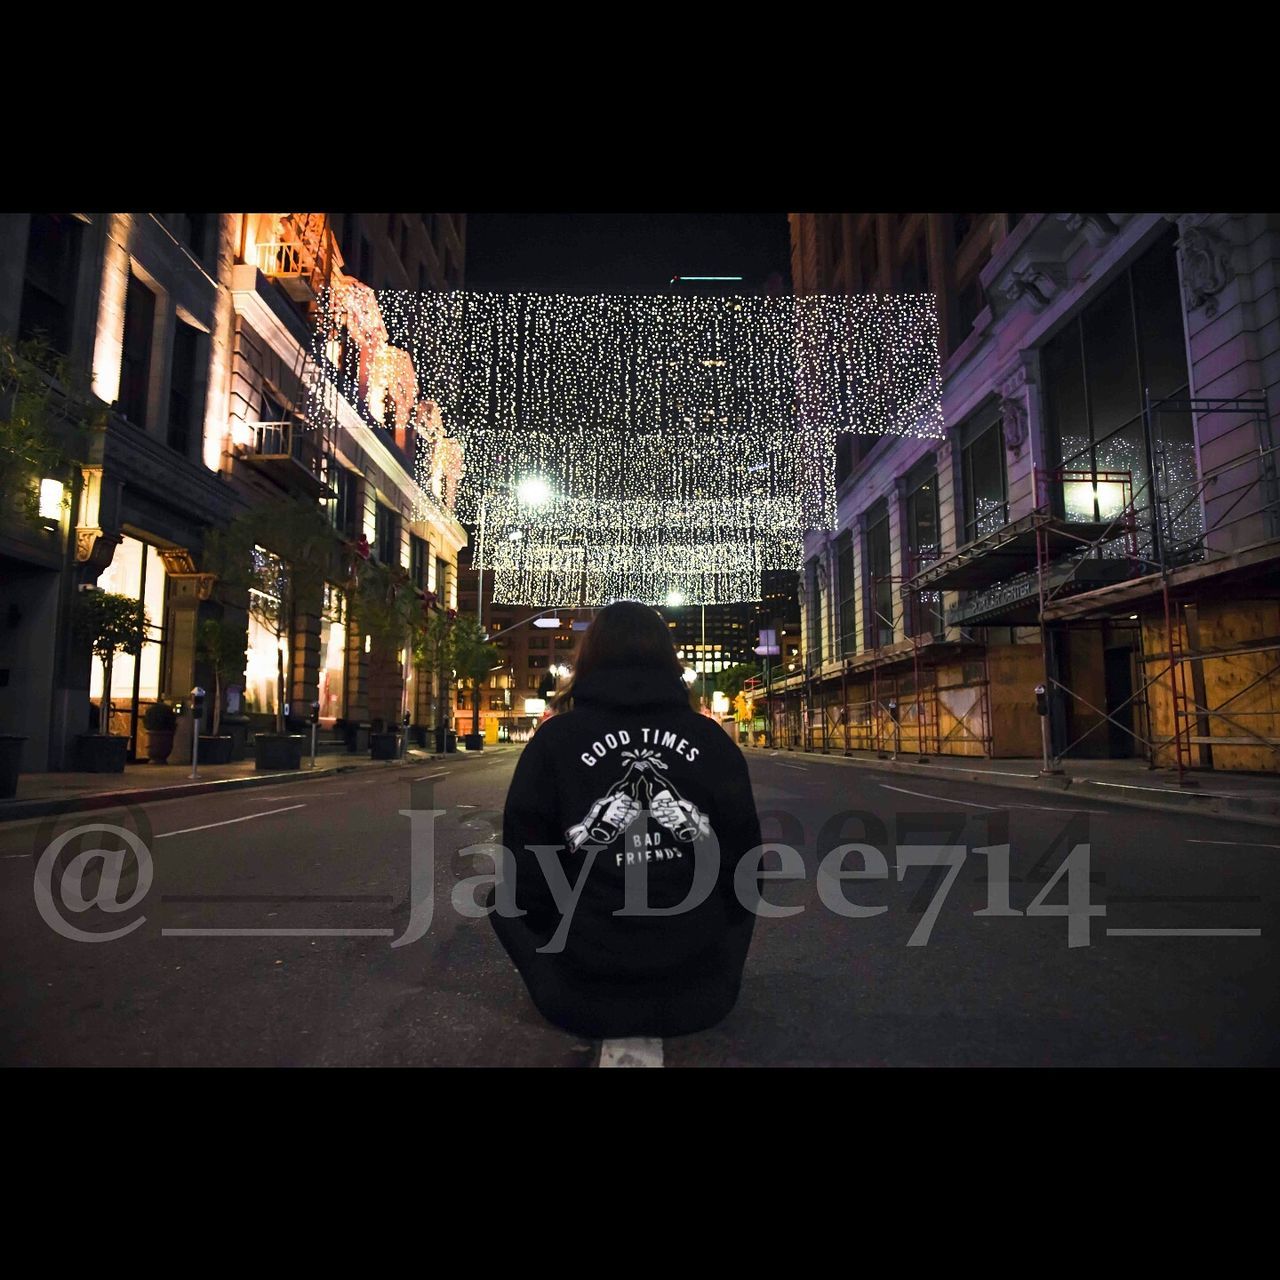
left=195, top=617, right=245, bottom=765
left=452, top=614, right=491, bottom=751
left=423, top=605, right=457, bottom=753
left=352, top=559, right=416, bottom=760
left=73, top=590, right=150, bottom=772
left=205, top=500, right=334, bottom=772
left=143, top=698, right=178, bottom=763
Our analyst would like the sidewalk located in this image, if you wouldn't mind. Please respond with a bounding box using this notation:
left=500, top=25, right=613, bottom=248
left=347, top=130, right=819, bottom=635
left=748, top=744, right=1280, bottom=829
left=0, top=742, right=519, bottom=824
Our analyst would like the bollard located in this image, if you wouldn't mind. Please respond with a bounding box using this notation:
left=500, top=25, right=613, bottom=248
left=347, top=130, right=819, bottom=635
left=189, top=686, right=206, bottom=780
left=309, top=700, right=319, bottom=769
left=401, top=711, right=410, bottom=760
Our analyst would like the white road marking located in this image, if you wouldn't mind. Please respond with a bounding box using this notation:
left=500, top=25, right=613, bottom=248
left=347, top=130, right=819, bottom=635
left=414, top=772, right=450, bottom=782
left=161, top=928, right=395, bottom=937
left=155, top=804, right=306, bottom=839
left=775, top=763, right=809, bottom=771
left=1105, top=928, right=1262, bottom=937
left=1186, top=839, right=1280, bottom=850
left=1010, top=802, right=1109, bottom=815
left=878, top=783, right=997, bottom=809
left=599, top=1038, right=663, bottom=1068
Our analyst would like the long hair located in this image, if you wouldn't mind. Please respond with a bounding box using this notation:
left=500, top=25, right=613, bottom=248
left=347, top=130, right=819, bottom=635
left=552, top=601, right=683, bottom=711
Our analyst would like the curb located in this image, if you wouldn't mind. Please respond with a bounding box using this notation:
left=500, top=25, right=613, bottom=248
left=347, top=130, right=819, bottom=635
left=0, top=752, right=457, bottom=824
left=747, top=747, right=1280, bottom=830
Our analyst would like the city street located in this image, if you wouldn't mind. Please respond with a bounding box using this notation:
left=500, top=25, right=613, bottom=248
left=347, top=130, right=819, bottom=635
left=2, top=746, right=1276, bottom=1067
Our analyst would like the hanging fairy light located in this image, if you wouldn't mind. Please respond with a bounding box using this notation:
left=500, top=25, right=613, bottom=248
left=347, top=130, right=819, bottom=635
left=307, top=287, right=944, bottom=606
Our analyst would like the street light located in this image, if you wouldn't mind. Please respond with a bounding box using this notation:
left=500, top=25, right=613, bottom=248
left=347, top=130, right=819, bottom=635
left=476, top=474, right=553, bottom=638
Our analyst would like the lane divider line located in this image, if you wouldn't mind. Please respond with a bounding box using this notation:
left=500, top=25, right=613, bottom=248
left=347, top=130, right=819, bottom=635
left=155, top=804, right=306, bottom=839
left=877, top=783, right=997, bottom=810
left=599, top=1038, right=664, bottom=1068
left=1187, top=839, right=1280, bottom=850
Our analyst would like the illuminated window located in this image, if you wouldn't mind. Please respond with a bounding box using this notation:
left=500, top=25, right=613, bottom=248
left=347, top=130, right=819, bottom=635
left=92, top=534, right=166, bottom=741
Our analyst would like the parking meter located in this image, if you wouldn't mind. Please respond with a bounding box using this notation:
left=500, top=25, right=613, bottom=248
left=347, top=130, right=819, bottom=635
left=1034, top=683, right=1059, bottom=773
left=309, top=700, right=320, bottom=768
left=189, top=686, right=206, bottom=779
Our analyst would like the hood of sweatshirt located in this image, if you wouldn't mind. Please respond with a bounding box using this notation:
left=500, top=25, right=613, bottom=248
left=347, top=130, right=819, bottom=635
left=569, top=665, right=689, bottom=712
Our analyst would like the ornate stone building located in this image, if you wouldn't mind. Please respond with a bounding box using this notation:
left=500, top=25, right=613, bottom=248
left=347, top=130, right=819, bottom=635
left=0, top=212, right=467, bottom=771
left=783, top=212, right=1280, bottom=774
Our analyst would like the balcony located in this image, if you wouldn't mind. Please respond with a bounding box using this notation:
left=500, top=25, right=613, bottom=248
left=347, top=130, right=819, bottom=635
left=237, top=421, right=335, bottom=499
left=255, top=240, right=319, bottom=302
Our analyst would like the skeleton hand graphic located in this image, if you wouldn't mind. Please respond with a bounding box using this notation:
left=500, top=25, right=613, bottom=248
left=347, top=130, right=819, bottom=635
left=567, top=788, right=643, bottom=852
left=648, top=787, right=710, bottom=843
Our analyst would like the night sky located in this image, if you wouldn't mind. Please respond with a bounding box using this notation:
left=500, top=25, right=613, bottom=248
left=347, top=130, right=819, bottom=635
left=463, top=212, right=793, bottom=294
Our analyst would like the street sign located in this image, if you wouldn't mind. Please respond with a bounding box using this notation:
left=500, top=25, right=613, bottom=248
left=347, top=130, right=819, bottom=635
left=755, top=628, right=780, bottom=656
left=753, top=645, right=781, bottom=655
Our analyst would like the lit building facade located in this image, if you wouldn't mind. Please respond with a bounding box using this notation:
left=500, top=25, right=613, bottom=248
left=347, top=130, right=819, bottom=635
left=0, top=212, right=467, bottom=771
left=784, top=212, right=1280, bottom=774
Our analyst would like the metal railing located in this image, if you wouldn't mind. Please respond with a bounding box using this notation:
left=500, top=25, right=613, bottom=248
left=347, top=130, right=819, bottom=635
left=244, top=420, right=326, bottom=483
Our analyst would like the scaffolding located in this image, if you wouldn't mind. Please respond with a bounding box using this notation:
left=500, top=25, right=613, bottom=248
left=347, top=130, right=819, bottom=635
left=769, top=392, right=1280, bottom=780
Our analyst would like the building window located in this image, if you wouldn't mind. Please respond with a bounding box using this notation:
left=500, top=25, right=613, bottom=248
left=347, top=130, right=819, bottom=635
left=374, top=502, right=399, bottom=565
left=331, top=466, right=359, bottom=538
left=864, top=502, right=893, bottom=649
left=858, top=224, right=879, bottom=289
left=172, top=213, right=210, bottom=263
left=410, top=534, right=428, bottom=591
left=952, top=213, right=974, bottom=249
left=1042, top=224, right=1193, bottom=556
left=896, top=230, right=929, bottom=293
left=435, top=556, right=450, bottom=604
left=904, top=458, right=941, bottom=637
left=318, top=583, right=346, bottom=725
left=961, top=411, right=1009, bottom=543
left=805, top=556, right=824, bottom=665
left=167, top=320, right=204, bottom=456
left=953, top=276, right=985, bottom=348
left=19, top=213, right=83, bottom=356
left=836, top=531, right=857, bottom=657
left=92, top=534, right=166, bottom=746
left=119, top=270, right=157, bottom=427
left=828, top=215, right=844, bottom=276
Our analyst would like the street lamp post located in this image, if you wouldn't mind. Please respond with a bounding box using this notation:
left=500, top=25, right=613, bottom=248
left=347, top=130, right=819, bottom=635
left=475, top=475, right=552, bottom=639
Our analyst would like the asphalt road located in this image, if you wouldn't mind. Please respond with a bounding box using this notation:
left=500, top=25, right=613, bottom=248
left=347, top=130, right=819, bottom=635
left=1, top=746, right=1276, bottom=1066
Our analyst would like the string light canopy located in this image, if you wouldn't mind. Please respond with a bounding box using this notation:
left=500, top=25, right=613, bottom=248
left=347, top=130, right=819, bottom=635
left=312, top=289, right=944, bottom=605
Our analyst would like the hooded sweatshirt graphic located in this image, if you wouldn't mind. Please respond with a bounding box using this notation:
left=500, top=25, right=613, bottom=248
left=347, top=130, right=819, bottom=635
left=496, top=664, right=763, bottom=1009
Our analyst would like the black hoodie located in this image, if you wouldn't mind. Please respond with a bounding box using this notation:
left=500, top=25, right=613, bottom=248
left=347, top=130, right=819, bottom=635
left=498, top=664, right=763, bottom=994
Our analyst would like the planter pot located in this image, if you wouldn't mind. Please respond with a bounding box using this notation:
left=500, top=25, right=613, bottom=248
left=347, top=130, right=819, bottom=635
left=411, top=725, right=428, bottom=748
left=199, top=736, right=233, bottom=765
left=370, top=732, right=400, bottom=760
left=434, top=727, right=459, bottom=754
left=253, top=734, right=304, bottom=771
left=344, top=722, right=371, bottom=754
left=145, top=729, right=175, bottom=763
left=221, top=715, right=250, bottom=761
left=462, top=732, right=484, bottom=752
left=75, top=734, right=128, bottom=773
left=446, top=731, right=457, bottom=754
left=0, top=735, right=26, bottom=799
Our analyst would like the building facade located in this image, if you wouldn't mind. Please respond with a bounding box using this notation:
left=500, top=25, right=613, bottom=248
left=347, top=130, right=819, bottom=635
left=783, top=212, right=1279, bottom=775
left=0, top=212, right=468, bottom=772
